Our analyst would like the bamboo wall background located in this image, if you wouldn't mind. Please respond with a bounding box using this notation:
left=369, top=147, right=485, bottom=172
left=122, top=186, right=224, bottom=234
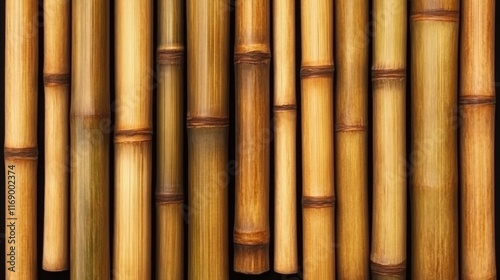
left=1, top=0, right=500, bottom=279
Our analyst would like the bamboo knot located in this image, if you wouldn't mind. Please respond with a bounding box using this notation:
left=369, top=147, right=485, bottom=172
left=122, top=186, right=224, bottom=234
left=234, top=51, right=271, bottom=65
left=335, top=125, right=366, bottom=132
left=459, top=96, right=495, bottom=106
left=302, top=195, right=335, bottom=208
left=411, top=10, right=459, bottom=22
left=155, top=193, right=183, bottom=204
left=372, top=69, right=406, bottom=81
left=371, top=260, right=406, bottom=276
left=44, top=73, right=70, bottom=86
left=233, top=230, right=270, bottom=245
left=300, top=65, right=334, bottom=78
left=4, top=147, right=38, bottom=160
left=157, top=48, right=184, bottom=65
left=273, top=104, right=297, bottom=112
left=114, top=129, right=153, bottom=143
left=187, top=117, right=229, bottom=128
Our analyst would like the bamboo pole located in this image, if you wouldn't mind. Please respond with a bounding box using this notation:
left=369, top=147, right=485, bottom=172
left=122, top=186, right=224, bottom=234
left=187, top=1, right=229, bottom=279
left=335, top=0, right=370, bottom=278
left=156, top=0, right=184, bottom=279
left=5, top=0, right=38, bottom=278
left=42, top=0, right=70, bottom=272
left=410, top=1, right=459, bottom=278
left=273, top=0, right=297, bottom=275
left=370, top=1, right=407, bottom=279
left=71, top=0, right=110, bottom=278
left=234, top=0, right=271, bottom=274
left=300, top=0, right=335, bottom=279
left=113, top=0, right=152, bottom=278
left=460, top=0, right=496, bottom=279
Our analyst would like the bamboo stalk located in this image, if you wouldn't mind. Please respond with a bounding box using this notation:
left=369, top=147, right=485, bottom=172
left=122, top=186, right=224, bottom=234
left=273, top=0, right=297, bottom=274
left=71, top=0, right=110, bottom=278
left=460, top=0, right=496, bottom=279
left=335, top=0, right=370, bottom=278
left=156, top=0, right=184, bottom=279
left=410, top=1, right=459, bottom=278
left=113, top=0, right=152, bottom=278
left=42, top=0, right=70, bottom=272
left=5, top=0, right=38, bottom=278
left=187, top=1, right=229, bottom=279
left=370, top=1, right=407, bottom=279
left=234, top=0, right=271, bottom=274
left=300, top=0, right=335, bottom=279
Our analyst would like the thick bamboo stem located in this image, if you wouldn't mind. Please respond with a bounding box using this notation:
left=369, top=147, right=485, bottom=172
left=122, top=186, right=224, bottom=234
left=410, top=1, right=459, bottom=278
left=370, top=1, right=407, bottom=279
left=156, top=0, right=184, bottom=279
left=460, top=0, right=496, bottom=279
left=70, top=0, right=110, bottom=278
left=187, top=1, right=229, bottom=279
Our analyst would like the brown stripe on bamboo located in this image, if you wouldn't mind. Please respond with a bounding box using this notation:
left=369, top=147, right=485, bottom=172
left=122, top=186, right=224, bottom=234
left=410, top=0, right=459, bottom=278
left=370, top=0, right=407, bottom=279
left=234, top=0, right=271, bottom=274
left=187, top=0, right=229, bottom=279
left=71, top=0, right=111, bottom=278
left=300, top=0, right=335, bottom=279
left=460, top=0, right=497, bottom=278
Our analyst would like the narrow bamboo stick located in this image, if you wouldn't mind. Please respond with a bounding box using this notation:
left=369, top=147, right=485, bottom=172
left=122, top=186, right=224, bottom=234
left=156, top=0, right=184, bottom=279
left=187, top=1, right=229, bottom=279
left=234, top=0, right=271, bottom=274
left=300, top=0, right=335, bottom=279
left=460, top=0, right=496, bottom=279
left=71, top=0, right=110, bottom=278
left=42, top=0, right=70, bottom=272
left=5, top=0, right=38, bottom=278
left=370, top=0, right=407, bottom=279
left=410, top=1, right=459, bottom=278
left=273, top=0, right=297, bottom=274
left=335, top=0, right=370, bottom=278
left=113, top=0, right=152, bottom=278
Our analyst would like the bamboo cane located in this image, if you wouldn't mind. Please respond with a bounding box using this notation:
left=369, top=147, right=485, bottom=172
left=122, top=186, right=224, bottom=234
left=5, top=0, right=38, bottom=278
left=156, top=0, right=184, bottom=279
left=370, top=0, right=407, bottom=279
left=187, top=0, right=229, bottom=279
left=460, top=0, right=496, bottom=278
left=410, top=1, right=459, bottom=278
left=335, top=0, right=370, bottom=278
left=234, top=0, right=271, bottom=274
left=300, top=0, right=335, bottom=279
left=273, top=0, right=297, bottom=274
left=113, top=0, right=152, bottom=278
left=71, top=0, right=110, bottom=278
left=42, top=0, right=70, bottom=272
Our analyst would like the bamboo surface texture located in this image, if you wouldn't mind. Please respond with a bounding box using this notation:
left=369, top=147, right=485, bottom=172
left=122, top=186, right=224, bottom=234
left=234, top=0, right=271, bottom=274
left=410, top=0, right=459, bottom=278
left=113, top=0, right=152, bottom=278
left=335, top=0, right=370, bottom=278
left=5, top=0, right=38, bottom=278
left=157, top=0, right=184, bottom=279
left=370, top=0, right=407, bottom=279
left=70, top=0, right=110, bottom=278
left=187, top=0, right=229, bottom=279
left=300, top=0, right=335, bottom=279
left=460, top=0, right=496, bottom=279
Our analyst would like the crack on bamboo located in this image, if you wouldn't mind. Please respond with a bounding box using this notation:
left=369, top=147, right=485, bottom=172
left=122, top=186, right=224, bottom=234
left=410, top=10, right=459, bottom=22
left=459, top=95, right=495, bottom=106
left=114, top=129, right=153, bottom=143
left=372, top=69, right=406, bottom=81
left=335, top=125, right=367, bottom=132
left=300, top=65, right=335, bottom=78
left=44, top=73, right=71, bottom=86
left=234, top=51, right=271, bottom=65
left=233, top=230, right=270, bottom=245
left=302, top=195, right=335, bottom=208
left=371, top=260, right=406, bottom=276
left=4, top=147, right=38, bottom=160
left=157, top=47, right=184, bottom=65
left=187, top=117, right=229, bottom=128
left=273, top=104, right=297, bottom=112
left=155, top=193, right=184, bottom=204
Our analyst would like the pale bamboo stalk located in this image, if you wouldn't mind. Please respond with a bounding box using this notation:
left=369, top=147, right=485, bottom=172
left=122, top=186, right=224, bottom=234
left=156, top=0, right=184, bottom=279
left=460, top=0, right=496, bottom=279
left=335, top=0, right=370, bottom=278
left=42, top=0, right=70, bottom=272
left=4, top=0, right=38, bottom=278
left=187, top=1, right=229, bottom=279
left=71, top=0, right=110, bottom=278
left=370, top=0, right=407, bottom=279
left=410, top=1, right=459, bottom=278
left=300, top=0, right=335, bottom=279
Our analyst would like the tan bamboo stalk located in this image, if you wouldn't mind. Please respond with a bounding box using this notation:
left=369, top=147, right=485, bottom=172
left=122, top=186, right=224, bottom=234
left=5, top=0, right=38, bottom=278
left=300, top=0, right=335, bottom=279
left=71, top=0, right=110, bottom=278
left=335, top=0, right=370, bottom=278
left=410, top=0, right=459, bottom=278
left=370, top=0, right=407, bottom=279
left=460, top=0, right=496, bottom=278
left=187, top=1, right=229, bottom=279
left=273, top=0, right=297, bottom=274
left=113, top=0, right=152, bottom=278
left=42, top=0, right=70, bottom=272
left=156, top=0, right=184, bottom=279
left=234, top=0, right=271, bottom=274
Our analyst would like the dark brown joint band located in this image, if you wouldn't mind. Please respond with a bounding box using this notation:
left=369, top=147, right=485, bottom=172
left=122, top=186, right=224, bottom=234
left=371, top=260, right=406, bottom=276
left=234, top=51, right=271, bottom=64
left=411, top=10, right=459, bottom=22
left=4, top=147, right=38, bottom=160
left=187, top=117, right=229, bottom=128
left=273, top=104, right=297, bottom=112
left=302, top=195, right=335, bottom=208
left=114, top=129, right=153, bottom=143
left=335, top=125, right=367, bottom=132
left=233, top=230, right=270, bottom=245
left=459, top=96, right=496, bottom=106
left=155, top=193, right=184, bottom=204
left=157, top=48, right=185, bottom=65
left=44, top=73, right=70, bottom=86
left=300, top=65, right=335, bottom=78
left=372, top=69, right=406, bottom=80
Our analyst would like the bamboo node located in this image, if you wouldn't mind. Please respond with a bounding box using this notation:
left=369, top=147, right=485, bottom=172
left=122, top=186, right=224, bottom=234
left=44, top=73, right=70, bottom=86
left=114, top=129, right=153, bottom=143
left=155, top=193, right=183, bottom=204
left=233, top=230, right=270, bottom=245
left=410, top=10, right=459, bottom=22
left=4, top=147, right=38, bottom=160
left=234, top=51, right=271, bottom=65
left=157, top=47, right=184, bottom=65
left=187, top=117, right=229, bottom=128
left=273, top=104, right=297, bottom=112
left=300, top=65, right=334, bottom=78
left=459, top=95, right=495, bottom=106
left=302, top=195, right=335, bottom=208
left=335, top=125, right=366, bottom=132
left=370, top=260, right=406, bottom=276
left=372, top=69, right=406, bottom=81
